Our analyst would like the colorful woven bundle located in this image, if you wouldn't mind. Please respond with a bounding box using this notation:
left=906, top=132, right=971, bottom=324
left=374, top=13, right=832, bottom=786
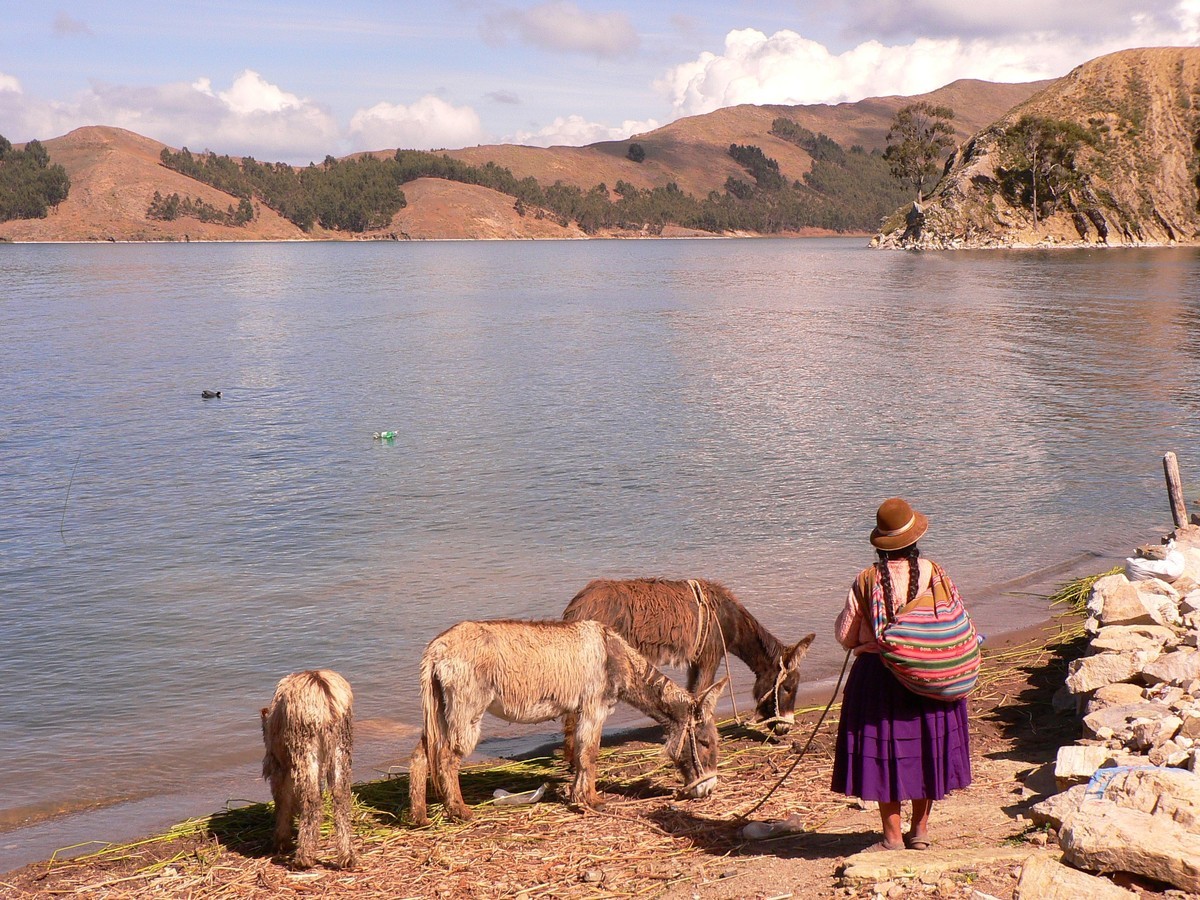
left=867, top=562, right=981, bottom=701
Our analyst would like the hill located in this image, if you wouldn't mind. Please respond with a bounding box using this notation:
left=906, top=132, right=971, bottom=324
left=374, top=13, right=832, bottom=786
left=445, top=79, right=1048, bottom=201
left=0, top=79, right=1050, bottom=243
left=873, top=47, right=1200, bottom=249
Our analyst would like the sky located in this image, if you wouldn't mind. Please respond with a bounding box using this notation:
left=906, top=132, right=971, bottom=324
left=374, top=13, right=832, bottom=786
left=2, top=1, right=1199, bottom=165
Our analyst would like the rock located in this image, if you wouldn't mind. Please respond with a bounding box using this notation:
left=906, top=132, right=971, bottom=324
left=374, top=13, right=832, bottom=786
left=1067, top=652, right=1157, bottom=695
left=1181, top=714, right=1200, bottom=740
left=840, top=847, right=1054, bottom=884
left=1098, top=767, right=1200, bottom=832
left=580, top=869, right=604, bottom=883
left=1142, top=649, right=1200, bottom=687
left=1082, top=702, right=1173, bottom=741
left=1021, top=761, right=1059, bottom=796
left=1014, top=854, right=1137, bottom=899
left=1090, top=625, right=1176, bottom=655
left=1131, top=715, right=1182, bottom=751
left=1060, top=802, right=1200, bottom=892
left=1172, top=523, right=1200, bottom=549
left=1091, top=572, right=1182, bottom=627
left=1136, top=578, right=1181, bottom=603
left=1149, top=740, right=1193, bottom=767
left=1086, top=682, right=1146, bottom=715
left=1031, top=785, right=1089, bottom=830
left=1056, top=745, right=1125, bottom=786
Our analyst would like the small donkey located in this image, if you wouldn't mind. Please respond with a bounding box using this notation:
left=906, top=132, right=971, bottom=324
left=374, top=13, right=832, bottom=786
left=261, top=669, right=356, bottom=869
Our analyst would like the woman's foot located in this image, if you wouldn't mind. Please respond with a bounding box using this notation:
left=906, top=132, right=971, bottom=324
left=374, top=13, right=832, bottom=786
left=863, top=838, right=904, bottom=852
left=904, top=831, right=931, bottom=850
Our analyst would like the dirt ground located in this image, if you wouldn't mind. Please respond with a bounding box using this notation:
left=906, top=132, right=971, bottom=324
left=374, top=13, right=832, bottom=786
left=0, top=618, right=1182, bottom=899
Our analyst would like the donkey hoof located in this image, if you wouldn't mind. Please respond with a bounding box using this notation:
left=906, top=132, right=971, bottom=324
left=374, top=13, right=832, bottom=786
left=333, top=852, right=358, bottom=870
left=446, top=805, right=474, bottom=821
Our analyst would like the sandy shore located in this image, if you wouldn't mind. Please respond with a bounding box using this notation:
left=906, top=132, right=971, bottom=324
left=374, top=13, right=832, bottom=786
left=7, top=607, right=1160, bottom=900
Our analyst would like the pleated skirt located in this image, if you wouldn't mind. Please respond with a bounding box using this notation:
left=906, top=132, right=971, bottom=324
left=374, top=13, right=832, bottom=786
left=830, top=652, right=972, bottom=802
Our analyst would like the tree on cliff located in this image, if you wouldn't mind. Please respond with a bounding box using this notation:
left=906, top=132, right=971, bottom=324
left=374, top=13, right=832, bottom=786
left=883, top=103, right=956, bottom=202
left=999, top=115, right=1095, bottom=227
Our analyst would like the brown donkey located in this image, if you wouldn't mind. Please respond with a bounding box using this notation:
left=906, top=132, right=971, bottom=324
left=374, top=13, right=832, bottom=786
left=261, top=669, right=355, bottom=869
left=408, top=619, right=725, bottom=825
left=564, top=578, right=816, bottom=734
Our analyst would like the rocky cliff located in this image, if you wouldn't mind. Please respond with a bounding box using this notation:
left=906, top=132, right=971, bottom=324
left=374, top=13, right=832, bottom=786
left=874, top=47, right=1200, bottom=249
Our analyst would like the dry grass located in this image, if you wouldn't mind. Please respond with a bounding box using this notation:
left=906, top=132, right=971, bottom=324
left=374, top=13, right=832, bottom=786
left=0, top=619, right=1097, bottom=900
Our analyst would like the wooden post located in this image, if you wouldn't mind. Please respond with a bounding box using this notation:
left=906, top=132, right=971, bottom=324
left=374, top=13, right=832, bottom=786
left=1164, top=452, right=1187, bottom=529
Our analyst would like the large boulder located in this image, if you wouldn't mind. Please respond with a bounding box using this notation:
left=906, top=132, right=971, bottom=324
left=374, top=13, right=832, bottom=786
left=1090, top=624, right=1176, bottom=655
left=1082, top=701, right=1173, bottom=741
left=1059, top=802, right=1200, bottom=892
left=1088, top=574, right=1180, bottom=627
left=1141, top=649, right=1200, bottom=687
left=1067, top=651, right=1159, bottom=694
left=1015, top=854, right=1137, bottom=899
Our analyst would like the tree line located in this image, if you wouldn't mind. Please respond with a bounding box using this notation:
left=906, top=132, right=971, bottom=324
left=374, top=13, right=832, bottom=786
left=161, top=130, right=945, bottom=236
left=0, top=135, right=71, bottom=222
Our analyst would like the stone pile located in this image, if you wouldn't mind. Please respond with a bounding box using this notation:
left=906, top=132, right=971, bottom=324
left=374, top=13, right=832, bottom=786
left=1029, top=523, right=1200, bottom=894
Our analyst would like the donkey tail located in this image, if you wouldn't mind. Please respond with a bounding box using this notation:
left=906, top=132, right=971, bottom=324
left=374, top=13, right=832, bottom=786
left=419, top=655, right=449, bottom=800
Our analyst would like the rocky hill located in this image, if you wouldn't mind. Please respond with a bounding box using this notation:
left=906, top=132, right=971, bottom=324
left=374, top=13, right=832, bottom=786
left=0, top=79, right=1049, bottom=243
left=873, top=47, right=1200, bottom=249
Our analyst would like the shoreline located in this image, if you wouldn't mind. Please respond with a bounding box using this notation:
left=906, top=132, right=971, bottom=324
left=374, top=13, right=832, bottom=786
left=1, top=607, right=1099, bottom=899
left=0, top=606, right=1081, bottom=877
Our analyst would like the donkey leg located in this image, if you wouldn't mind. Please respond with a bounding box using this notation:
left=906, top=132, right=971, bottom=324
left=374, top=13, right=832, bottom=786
left=439, top=751, right=474, bottom=821
left=330, top=745, right=356, bottom=869
left=562, top=712, right=579, bottom=771
left=408, top=739, right=430, bottom=826
left=270, top=772, right=297, bottom=855
left=292, top=753, right=322, bottom=869
left=569, top=712, right=606, bottom=810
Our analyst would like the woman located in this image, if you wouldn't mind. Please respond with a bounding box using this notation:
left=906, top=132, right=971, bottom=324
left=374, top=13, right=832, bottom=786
left=831, top=497, right=972, bottom=851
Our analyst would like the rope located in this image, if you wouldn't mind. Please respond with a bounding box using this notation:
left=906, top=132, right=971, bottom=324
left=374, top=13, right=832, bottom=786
left=734, top=646, right=853, bottom=821
left=688, top=579, right=740, bottom=722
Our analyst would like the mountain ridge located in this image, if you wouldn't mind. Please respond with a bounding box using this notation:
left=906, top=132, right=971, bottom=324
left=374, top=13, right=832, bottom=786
left=0, top=77, right=1051, bottom=242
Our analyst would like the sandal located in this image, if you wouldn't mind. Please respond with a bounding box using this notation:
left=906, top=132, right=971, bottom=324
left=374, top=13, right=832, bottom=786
left=863, top=839, right=904, bottom=852
left=904, top=832, right=931, bottom=850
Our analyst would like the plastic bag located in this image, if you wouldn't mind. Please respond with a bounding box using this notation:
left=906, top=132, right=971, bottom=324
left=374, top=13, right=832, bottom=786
left=1125, top=550, right=1185, bottom=583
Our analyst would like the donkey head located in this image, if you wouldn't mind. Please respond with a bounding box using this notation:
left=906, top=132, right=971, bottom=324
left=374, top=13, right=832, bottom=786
left=752, top=632, right=816, bottom=734
left=664, top=676, right=726, bottom=799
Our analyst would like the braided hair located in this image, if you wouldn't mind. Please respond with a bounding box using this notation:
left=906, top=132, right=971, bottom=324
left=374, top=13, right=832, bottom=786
left=876, top=543, right=921, bottom=614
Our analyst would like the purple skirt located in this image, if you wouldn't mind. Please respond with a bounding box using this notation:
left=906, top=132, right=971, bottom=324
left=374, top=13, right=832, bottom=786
left=830, top=652, right=972, bottom=802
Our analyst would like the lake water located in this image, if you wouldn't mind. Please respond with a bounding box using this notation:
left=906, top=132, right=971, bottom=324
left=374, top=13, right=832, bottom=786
left=3, top=238, right=1199, bottom=870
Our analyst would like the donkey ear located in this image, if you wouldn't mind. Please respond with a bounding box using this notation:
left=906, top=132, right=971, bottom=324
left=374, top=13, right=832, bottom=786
left=695, top=676, right=729, bottom=717
left=784, top=633, right=816, bottom=669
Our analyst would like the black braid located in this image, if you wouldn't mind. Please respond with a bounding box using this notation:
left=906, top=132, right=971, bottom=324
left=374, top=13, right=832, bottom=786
left=876, top=543, right=922, bottom=614
left=905, top=543, right=921, bottom=606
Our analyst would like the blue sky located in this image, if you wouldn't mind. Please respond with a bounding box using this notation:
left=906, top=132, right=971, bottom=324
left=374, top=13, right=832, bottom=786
left=1, top=1, right=1198, bottom=164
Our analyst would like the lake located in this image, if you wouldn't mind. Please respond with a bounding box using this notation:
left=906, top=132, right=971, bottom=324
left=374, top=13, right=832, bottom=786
left=2, top=237, right=1198, bottom=869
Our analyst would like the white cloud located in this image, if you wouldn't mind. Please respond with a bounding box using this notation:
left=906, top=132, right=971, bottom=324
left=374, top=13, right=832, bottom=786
left=0, top=72, right=21, bottom=93
left=484, top=1, right=639, bottom=58
left=657, top=23, right=1200, bottom=118
left=348, top=95, right=484, bottom=151
left=211, top=70, right=306, bottom=116
left=511, top=114, right=659, bottom=147
left=0, top=71, right=339, bottom=163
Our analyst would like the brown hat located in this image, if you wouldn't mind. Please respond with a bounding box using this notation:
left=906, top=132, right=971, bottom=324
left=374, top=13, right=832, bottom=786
left=870, top=497, right=928, bottom=550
